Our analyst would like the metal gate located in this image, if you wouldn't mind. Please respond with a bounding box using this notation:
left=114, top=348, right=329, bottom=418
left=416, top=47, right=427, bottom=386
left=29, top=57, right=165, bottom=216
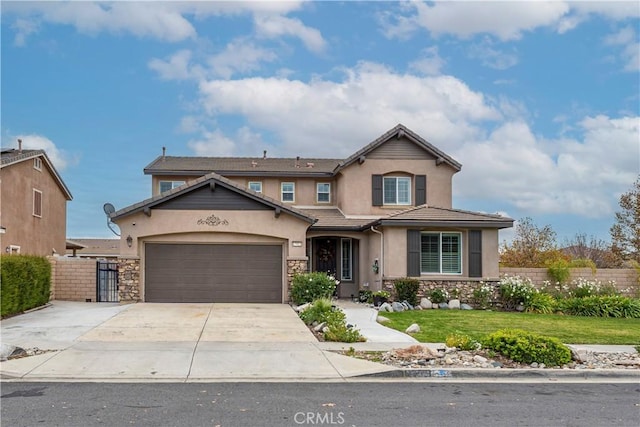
left=97, top=260, right=119, bottom=302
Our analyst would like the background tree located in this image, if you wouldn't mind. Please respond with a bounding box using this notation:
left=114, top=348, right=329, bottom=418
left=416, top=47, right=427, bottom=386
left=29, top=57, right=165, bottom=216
left=500, top=217, right=566, bottom=267
left=610, top=176, right=640, bottom=264
left=562, top=233, right=617, bottom=268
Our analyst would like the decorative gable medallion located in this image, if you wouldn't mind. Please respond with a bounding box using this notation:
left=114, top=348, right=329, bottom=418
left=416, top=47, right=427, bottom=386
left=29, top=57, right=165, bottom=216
left=197, top=214, right=230, bottom=227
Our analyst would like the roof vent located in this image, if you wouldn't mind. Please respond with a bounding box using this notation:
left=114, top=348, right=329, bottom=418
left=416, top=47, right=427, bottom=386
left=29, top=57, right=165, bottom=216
left=295, top=156, right=300, bottom=168
left=251, top=161, right=258, bottom=168
left=306, top=162, right=314, bottom=168
left=17, top=139, right=22, bottom=154
left=263, top=150, right=267, bottom=159
left=162, top=146, right=166, bottom=161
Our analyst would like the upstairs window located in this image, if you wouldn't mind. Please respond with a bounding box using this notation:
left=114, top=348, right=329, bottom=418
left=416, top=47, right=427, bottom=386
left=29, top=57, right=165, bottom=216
left=248, top=181, right=262, bottom=193
left=33, top=189, right=42, bottom=218
left=421, top=232, right=461, bottom=274
left=383, top=177, right=411, bottom=205
left=159, top=180, right=185, bottom=193
left=316, top=183, right=330, bottom=203
left=33, top=157, right=42, bottom=171
left=281, top=182, right=295, bottom=202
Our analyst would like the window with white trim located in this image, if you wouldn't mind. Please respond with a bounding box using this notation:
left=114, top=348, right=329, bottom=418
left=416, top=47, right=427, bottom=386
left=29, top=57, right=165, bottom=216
left=159, top=180, right=185, bottom=193
left=421, top=232, right=461, bottom=274
left=33, top=157, right=42, bottom=171
left=316, top=183, right=330, bottom=203
left=383, top=176, right=411, bottom=205
left=33, top=189, right=42, bottom=218
left=281, top=182, right=295, bottom=202
left=248, top=181, right=262, bottom=193
left=341, top=238, right=352, bottom=281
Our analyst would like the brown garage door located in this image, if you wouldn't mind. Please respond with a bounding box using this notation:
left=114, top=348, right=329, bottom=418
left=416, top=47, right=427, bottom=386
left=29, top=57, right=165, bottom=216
left=145, top=243, right=283, bottom=303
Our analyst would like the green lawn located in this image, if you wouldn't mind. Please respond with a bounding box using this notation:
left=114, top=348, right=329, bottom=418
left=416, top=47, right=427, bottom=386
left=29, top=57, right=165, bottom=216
left=381, top=310, right=640, bottom=345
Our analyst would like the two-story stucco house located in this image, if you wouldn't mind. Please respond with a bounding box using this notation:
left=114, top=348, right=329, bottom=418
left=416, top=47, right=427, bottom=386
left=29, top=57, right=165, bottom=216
left=0, top=144, right=73, bottom=256
left=111, top=124, right=513, bottom=303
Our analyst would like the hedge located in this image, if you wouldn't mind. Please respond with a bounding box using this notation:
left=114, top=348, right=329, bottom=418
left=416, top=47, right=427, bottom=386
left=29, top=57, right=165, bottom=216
left=1, top=255, right=51, bottom=317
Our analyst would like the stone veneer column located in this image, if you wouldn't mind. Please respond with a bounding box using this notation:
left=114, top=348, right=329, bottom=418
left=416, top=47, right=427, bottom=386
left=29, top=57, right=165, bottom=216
left=118, top=257, right=141, bottom=303
left=286, top=257, right=308, bottom=302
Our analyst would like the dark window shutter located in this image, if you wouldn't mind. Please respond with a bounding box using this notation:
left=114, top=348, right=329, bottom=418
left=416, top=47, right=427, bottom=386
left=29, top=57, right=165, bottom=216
left=415, top=175, right=426, bottom=206
left=468, top=230, right=482, bottom=277
left=407, top=229, right=421, bottom=277
left=372, top=175, right=383, bottom=206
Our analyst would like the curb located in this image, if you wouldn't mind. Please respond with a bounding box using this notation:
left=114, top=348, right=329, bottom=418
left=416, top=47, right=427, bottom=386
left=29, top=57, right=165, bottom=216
left=358, top=368, right=640, bottom=380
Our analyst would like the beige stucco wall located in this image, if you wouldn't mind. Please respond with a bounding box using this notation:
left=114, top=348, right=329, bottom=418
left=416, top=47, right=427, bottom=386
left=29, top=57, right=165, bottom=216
left=335, top=158, right=457, bottom=215
left=0, top=158, right=68, bottom=256
left=151, top=175, right=338, bottom=207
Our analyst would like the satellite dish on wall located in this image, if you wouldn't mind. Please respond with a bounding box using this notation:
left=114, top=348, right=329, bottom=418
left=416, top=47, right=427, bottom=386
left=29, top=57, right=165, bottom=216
left=103, top=203, right=120, bottom=236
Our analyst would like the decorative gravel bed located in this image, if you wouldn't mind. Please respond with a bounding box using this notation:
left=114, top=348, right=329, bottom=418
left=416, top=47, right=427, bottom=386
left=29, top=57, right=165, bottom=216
left=338, top=345, right=640, bottom=370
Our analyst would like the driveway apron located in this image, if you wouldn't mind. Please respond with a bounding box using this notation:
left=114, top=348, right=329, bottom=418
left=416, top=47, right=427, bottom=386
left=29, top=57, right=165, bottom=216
left=1, top=302, right=392, bottom=381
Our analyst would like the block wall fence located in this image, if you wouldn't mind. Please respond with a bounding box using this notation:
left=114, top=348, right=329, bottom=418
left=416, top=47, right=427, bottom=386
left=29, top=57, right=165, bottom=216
left=49, top=257, right=97, bottom=302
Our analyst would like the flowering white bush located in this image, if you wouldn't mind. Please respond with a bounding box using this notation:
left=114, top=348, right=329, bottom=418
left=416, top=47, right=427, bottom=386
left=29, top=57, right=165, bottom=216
left=498, top=275, right=536, bottom=310
left=569, top=278, right=618, bottom=298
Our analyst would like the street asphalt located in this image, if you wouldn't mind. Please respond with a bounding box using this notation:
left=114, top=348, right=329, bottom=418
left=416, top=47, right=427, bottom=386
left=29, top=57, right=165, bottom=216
left=0, top=300, right=637, bottom=382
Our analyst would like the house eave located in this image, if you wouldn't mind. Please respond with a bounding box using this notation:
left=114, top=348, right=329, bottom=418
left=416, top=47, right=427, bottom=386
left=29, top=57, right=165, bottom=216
left=376, top=220, right=514, bottom=229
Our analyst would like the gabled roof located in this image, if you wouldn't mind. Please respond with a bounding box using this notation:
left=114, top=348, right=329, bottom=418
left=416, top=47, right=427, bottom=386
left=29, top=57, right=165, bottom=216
left=335, top=124, right=462, bottom=173
left=144, top=156, right=340, bottom=177
left=111, top=171, right=317, bottom=224
left=1, top=148, right=73, bottom=200
left=374, top=204, right=513, bottom=229
left=66, top=238, right=120, bottom=256
left=143, top=124, right=461, bottom=177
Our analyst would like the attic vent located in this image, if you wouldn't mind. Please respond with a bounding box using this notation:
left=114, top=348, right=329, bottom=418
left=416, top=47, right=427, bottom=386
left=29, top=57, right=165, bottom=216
left=251, top=161, right=258, bottom=168
left=397, top=129, right=405, bottom=139
left=306, top=162, right=314, bottom=168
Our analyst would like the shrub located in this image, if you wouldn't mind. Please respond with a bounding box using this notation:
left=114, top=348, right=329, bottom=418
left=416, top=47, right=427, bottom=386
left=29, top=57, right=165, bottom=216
left=498, top=275, right=536, bottom=311
left=323, top=310, right=365, bottom=343
left=558, top=295, right=640, bottom=318
left=445, top=333, right=479, bottom=351
left=569, top=258, right=597, bottom=272
left=471, top=282, right=493, bottom=309
left=393, top=278, right=420, bottom=306
left=429, top=288, right=449, bottom=304
left=546, top=258, right=571, bottom=284
left=1, top=255, right=51, bottom=317
left=290, top=272, right=338, bottom=305
left=524, top=292, right=557, bottom=314
left=299, top=298, right=334, bottom=325
left=568, top=278, right=619, bottom=298
left=482, top=329, right=572, bottom=366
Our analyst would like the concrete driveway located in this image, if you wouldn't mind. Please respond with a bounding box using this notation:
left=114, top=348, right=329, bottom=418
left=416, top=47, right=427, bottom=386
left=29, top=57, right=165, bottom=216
left=0, top=301, right=394, bottom=381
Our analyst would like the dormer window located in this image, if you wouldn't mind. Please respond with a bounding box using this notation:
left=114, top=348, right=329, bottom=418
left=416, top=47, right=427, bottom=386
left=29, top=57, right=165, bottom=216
left=383, top=177, right=411, bottom=205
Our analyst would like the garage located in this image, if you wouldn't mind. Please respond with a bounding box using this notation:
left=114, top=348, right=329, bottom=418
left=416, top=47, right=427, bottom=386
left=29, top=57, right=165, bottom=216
left=145, top=243, right=283, bottom=303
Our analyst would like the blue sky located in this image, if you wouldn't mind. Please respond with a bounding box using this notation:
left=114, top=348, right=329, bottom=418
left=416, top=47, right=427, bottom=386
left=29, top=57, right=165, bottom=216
left=2, top=1, right=638, bottom=245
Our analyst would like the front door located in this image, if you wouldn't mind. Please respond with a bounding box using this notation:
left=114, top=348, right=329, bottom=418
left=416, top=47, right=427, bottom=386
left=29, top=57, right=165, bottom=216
left=314, top=238, right=337, bottom=276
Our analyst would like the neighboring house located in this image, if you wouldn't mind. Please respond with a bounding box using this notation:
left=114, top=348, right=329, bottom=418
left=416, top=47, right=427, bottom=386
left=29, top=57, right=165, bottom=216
left=111, top=124, right=513, bottom=303
left=66, top=238, right=120, bottom=259
left=0, top=144, right=72, bottom=256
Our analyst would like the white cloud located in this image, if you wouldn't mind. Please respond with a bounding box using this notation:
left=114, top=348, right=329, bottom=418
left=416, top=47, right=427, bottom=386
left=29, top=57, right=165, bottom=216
left=254, top=14, right=326, bottom=53
left=603, top=26, right=640, bottom=72
left=468, top=37, right=519, bottom=70
left=11, top=134, right=75, bottom=171
left=208, top=39, right=277, bottom=79
left=148, top=50, right=204, bottom=81
left=379, top=1, right=639, bottom=41
left=11, top=18, right=39, bottom=46
left=454, top=115, right=640, bottom=218
left=393, top=1, right=571, bottom=41
left=187, top=129, right=237, bottom=156
left=196, top=62, right=501, bottom=157
left=409, top=46, right=445, bottom=76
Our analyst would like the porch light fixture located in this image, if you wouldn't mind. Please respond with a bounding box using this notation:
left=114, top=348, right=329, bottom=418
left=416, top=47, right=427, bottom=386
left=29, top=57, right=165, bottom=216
left=126, top=235, right=133, bottom=248
left=292, top=241, right=303, bottom=247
